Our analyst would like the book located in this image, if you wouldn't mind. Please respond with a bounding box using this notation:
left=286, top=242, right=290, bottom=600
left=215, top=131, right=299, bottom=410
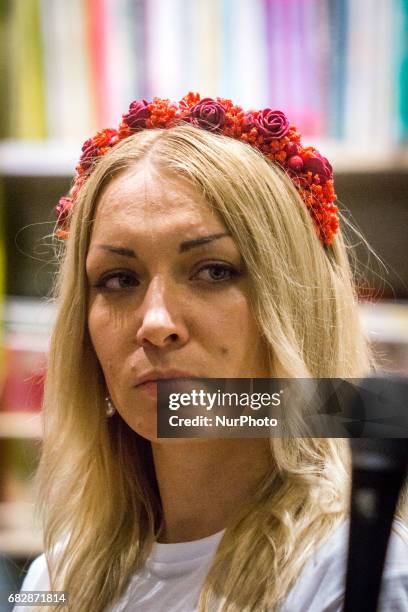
left=7, top=0, right=47, bottom=139
left=396, top=0, right=408, bottom=142
left=40, top=0, right=94, bottom=140
left=2, top=0, right=408, bottom=145
left=344, top=0, right=397, bottom=149
left=327, top=0, right=347, bottom=140
left=100, top=0, right=145, bottom=121
left=219, top=0, right=269, bottom=108
left=264, top=0, right=330, bottom=136
left=145, top=0, right=198, bottom=99
left=0, top=184, right=4, bottom=396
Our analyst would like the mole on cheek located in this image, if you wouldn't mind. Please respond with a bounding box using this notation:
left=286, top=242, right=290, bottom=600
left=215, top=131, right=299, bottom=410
left=220, top=347, right=228, bottom=355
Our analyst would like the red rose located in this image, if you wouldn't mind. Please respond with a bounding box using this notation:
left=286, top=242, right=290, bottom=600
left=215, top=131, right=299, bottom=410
left=255, top=109, right=290, bottom=140
left=79, top=138, right=99, bottom=170
left=189, top=98, right=226, bottom=132
left=303, top=151, right=333, bottom=184
left=122, top=99, right=150, bottom=130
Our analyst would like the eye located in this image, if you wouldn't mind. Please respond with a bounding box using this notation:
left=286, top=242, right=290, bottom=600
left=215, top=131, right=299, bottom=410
left=193, top=263, right=240, bottom=283
left=93, top=271, right=139, bottom=291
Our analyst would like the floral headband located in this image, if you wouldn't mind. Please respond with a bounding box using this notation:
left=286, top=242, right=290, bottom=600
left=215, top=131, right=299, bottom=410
left=56, top=92, right=339, bottom=246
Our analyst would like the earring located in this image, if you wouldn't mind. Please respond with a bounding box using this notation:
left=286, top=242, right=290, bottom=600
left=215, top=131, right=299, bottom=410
left=105, top=396, right=116, bottom=417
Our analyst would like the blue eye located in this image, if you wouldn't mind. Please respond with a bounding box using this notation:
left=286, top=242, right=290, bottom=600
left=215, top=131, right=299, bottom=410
left=92, top=263, right=240, bottom=292
left=194, top=263, right=239, bottom=282
left=94, top=271, right=138, bottom=291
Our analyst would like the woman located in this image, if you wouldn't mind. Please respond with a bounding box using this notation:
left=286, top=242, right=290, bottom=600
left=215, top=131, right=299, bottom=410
left=16, top=94, right=407, bottom=611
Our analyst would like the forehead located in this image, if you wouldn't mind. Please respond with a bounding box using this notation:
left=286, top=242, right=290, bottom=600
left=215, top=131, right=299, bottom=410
left=90, top=165, right=225, bottom=240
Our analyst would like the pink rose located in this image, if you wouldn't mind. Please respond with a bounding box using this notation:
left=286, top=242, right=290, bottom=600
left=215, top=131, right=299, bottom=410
left=123, top=99, right=150, bottom=130
left=255, top=109, right=290, bottom=140
left=303, top=151, right=333, bottom=184
left=189, top=98, right=226, bottom=132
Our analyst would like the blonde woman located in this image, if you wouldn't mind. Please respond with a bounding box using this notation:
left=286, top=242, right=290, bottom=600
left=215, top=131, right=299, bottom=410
left=15, top=95, right=408, bottom=612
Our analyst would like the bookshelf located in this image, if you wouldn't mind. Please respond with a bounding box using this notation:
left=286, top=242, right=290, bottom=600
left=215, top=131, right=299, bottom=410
left=0, top=299, right=48, bottom=559
left=1, top=0, right=408, bottom=569
left=0, top=140, right=79, bottom=177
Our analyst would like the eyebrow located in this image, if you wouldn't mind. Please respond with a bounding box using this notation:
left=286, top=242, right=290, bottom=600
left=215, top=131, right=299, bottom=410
left=96, top=233, right=231, bottom=258
left=179, top=232, right=230, bottom=252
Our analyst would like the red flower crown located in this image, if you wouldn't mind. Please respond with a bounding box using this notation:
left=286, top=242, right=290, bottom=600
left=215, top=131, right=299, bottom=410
left=56, top=92, right=339, bottom=246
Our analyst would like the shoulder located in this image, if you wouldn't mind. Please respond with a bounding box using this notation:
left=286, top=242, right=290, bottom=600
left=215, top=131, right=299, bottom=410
left=388, top=521, right=408, bottom=565
left=311, top=519, right=408, bottom=570
left=15, top=536, right=70, bottom=609
left=382, top=522, right=408, bottom=610
left=19, top=552, right=50, bottom=591
left=12, top=553, right=51, bottom=612
left=280, top=520, right=408, bottom=612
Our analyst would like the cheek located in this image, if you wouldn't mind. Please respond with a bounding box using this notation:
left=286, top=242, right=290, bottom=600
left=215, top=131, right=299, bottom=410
left=226, top=300, right=267, bottom=362
left=87, top=305, right=120, bottom=380
left=88, top=306, right=103, bottom=354
left=203, top=291, right=258, bottom=350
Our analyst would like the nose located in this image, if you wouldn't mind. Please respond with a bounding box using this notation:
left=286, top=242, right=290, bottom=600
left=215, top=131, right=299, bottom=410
left=135, top=276, right=189, bottom=349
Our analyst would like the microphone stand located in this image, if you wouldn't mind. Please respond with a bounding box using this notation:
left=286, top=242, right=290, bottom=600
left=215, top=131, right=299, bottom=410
left=343, top=439, right=408, bottom=611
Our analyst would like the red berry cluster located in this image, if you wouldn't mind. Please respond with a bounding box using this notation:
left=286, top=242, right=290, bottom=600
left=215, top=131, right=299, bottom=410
left=56, top=92, right=338, bottom=246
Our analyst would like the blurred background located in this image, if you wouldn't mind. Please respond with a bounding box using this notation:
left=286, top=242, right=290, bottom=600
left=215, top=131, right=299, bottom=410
left=0, top=0, right=407, bottom=606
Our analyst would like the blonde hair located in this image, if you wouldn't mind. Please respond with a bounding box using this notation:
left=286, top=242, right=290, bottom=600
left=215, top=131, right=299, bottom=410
left=35, top=123, right=391, bottom=611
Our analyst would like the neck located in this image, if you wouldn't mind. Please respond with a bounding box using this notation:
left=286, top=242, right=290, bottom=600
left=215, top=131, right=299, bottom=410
left=151, top=438, right=272, bottom=543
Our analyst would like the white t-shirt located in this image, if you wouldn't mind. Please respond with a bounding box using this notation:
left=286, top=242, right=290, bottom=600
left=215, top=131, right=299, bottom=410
left=14, top=521, right=408, bottom=611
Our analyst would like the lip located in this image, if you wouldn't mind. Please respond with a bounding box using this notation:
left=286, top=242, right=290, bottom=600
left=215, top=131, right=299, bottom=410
left=134, top=370, right=198, bottom=387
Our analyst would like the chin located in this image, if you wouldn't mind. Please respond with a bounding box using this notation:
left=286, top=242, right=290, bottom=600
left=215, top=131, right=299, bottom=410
left=122, top=415, right=157, bottom=442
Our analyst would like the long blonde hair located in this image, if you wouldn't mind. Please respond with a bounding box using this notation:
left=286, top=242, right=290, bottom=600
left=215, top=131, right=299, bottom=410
left=36, top=123, right=383, bottom=611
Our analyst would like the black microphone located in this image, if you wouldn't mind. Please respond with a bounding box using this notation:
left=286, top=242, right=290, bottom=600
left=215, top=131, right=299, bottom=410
left=343, top=376, right=408, bottom=612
